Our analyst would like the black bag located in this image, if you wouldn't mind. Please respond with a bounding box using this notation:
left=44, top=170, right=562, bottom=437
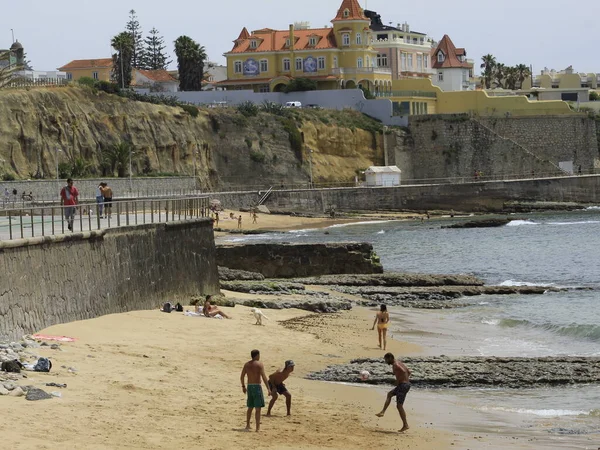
left=162, top=302, right=172, bottom=313
left=1, top=359, right=24, bottom=373
left=34, top=357, right=52, bottom=372
left=175, top=303, right=183, bottom=312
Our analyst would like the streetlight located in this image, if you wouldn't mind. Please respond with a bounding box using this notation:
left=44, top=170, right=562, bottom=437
left=308, top=149, right=314, bottom=189
left=192, top=146, right=199, bottom=191
left=128, top=147, right=134, bottom=195
left=55, top=148, right=62, bottom=194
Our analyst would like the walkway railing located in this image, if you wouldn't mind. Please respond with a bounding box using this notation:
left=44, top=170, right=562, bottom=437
left=0, top=196, right=210, bottom=241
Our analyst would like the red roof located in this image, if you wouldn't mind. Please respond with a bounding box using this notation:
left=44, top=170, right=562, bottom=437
left=236, top=27, right=250, bottom=41
left=57, top=58, right=113, bottom=71
left=332, top=0, right=367, bottom=21
left=136, top=69, right=177, bottom=83
left=431, top=35, right=471, bottom=69
left=227, top=27, right=337, bottom=54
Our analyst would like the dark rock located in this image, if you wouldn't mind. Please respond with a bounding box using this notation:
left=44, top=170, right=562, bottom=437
left=220, top=280, right=305, bottom=293
left=25, top=388, right=53, bottom=401
left=290, top=273, right=484, bottom=287
left=218, top=266, right=265, bottom=281
left=442, top=218, right=513, bottom=229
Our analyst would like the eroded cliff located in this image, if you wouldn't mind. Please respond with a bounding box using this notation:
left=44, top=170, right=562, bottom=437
left=0, top=87, right=385, bottom=188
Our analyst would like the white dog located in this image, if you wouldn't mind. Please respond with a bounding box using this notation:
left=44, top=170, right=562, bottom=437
left=251, top=308, right=269, bottom=326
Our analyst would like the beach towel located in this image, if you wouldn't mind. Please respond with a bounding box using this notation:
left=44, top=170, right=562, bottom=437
left=32, top=334, right=76, bottom=342
left=184, top=311, right=223, bottom=319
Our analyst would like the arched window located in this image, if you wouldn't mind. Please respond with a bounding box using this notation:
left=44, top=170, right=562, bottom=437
left=356, top=33, right=362, bottom=45
left=357, top=57, right=363, bottom=68
left=342, top=33, right=350, bottom=46
left=343, top=9, right=349, bottom=18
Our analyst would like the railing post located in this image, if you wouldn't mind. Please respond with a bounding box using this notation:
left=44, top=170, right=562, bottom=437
left=125, top=202, right=130, bottom=226
left=88, top=205, right=92, bottom=231
left=8, top=211, right=13, bottom=240
left=20, top=214, right=24, bottom=239
left=165, top=199, right=169, bottom=222
left=41, top=208, right=45, bottom=236
left=51, top=207, right=55, bottom=236
left=79, top=206, right=83, bottom=232
left=61, top=207, right=65, bottom=234
left=134, top=200, right=138, bottom=225
left=151, top=201, right=154, bottom=223
left=30, top=209, right=34, bottom=237
left=116, top=202, right=121, bottom=227
left=143, top=201, right=146, bottom=224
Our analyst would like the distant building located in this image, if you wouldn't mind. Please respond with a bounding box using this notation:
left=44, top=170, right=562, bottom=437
left=522, top=66, right=599, bottom=90
left=203, top=64, right=227, bottom=90
left=0, top=40, right=25, bottom=69
left=365, top=166, right=401, bottom=186
left=430, top=35, right=474, bottom=92
left=364, top=10, right=434, bottom=80
left=219, top=0, right=393, bottom=95
left=133, top=69, right=178, bottom=92
left=57, top=58, right=113, bottom=82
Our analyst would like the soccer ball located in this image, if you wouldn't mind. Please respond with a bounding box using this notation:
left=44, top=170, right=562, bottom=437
left=359, top=370, right=370, bottom=381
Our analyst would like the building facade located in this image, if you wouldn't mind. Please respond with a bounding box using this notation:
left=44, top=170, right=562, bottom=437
left=365, top=10, right=434, bottom=81
left=219, top=0, right=392, bottom=94
left=133, top=69, right=178, bottom=92
left=57, top=58, right=113, bottom=82
left=522, top=66, right=599, bottom=90
left=430, top=35, right=474, bottom=92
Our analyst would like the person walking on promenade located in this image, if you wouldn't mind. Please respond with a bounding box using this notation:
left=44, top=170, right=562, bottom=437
left=240, top=349, right=270, bottom=432
left=95, top=183, right=104, bottom=217
left=100, top=183, right=113, bottom=219
left=60, top=178, right=79, bottom=232
left=371, top=305, right=390, bottom=350
left=376, top=353, right=411, bottom=433
left=238, top=215, right=242, bottom=229
left=266, top=360, right=294, bottom=416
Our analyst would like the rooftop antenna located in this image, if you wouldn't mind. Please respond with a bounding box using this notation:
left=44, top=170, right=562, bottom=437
left=10, top=28, right=14, bottom=43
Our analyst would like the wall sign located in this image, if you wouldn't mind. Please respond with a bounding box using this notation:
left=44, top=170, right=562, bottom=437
left=303, top=56, right=317, bottom=73
left=243, top=58, right=260, bottom=76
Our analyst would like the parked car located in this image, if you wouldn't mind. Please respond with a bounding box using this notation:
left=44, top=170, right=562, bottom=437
left=285, top=101, right=302, bottom=108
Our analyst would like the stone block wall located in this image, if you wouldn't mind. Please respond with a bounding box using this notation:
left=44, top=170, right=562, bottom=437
left=0, top=219, right=219, bottom=341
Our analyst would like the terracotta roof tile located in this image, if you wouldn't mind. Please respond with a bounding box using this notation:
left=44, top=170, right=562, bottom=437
left=235, top=27, right=250, bottom=41
left=57, top=58, right=113, bottom=71
left=227, top=28, right=337, bottom=54
left=136, top=69, right=177, bottom=83
left=332, top=0, right=367, bottom=21
left=431, top=35, right=470, bottom=69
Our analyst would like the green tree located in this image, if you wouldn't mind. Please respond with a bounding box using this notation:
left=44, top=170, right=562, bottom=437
left=111, top=32, right=134, bottom=88
left=480, top=54, right=496, bottom=89
left=174, top=36, right=206, bottom=91
left=126, top=9, right=144, bottom=69
left=504, top=66, right=518, bottom=90
left=103, top=142, right=132, bottom=177
left=141, top=27, right=171, bottom=70
left=0, top=49, right=24, bottom=88
left=590, top=91, right=599, bottom=101
left=284, top=77, right=317, bottom=92
left=515, top=64, right=531, bottom=89
left=494, top=63, right=506, bottom=89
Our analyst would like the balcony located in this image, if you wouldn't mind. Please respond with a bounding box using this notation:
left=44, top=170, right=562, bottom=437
left=332, top=67, right=392, bottom=76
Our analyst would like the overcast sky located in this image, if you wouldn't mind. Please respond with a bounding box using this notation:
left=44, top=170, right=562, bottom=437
left=7, top=0, right=599, bottom=74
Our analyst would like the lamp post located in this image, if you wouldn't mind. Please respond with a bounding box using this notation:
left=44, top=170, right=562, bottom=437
left=308, top=149, right=314, bottom=189
left=192, top=147, right=198, bottom=191
left=55, top=148, right=62, bottom=194
left=128, top=147, right=133, bottom=194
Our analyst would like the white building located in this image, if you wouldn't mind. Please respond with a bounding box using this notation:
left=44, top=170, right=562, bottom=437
left=365, top=166, right=401, bottom=186
left=14, top=70, right=67, bottom=81
left=431, top=35, right=474, bottom=92
left=133, top=69, right=179, bottom=93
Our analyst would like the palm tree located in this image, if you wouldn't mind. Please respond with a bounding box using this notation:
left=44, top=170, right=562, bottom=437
left=174, top=36, right=206, bottom=91
left=504, top=66, right=518, bottom=90
left=102, top=142, right=131, bottom=177
left=480, top=54, right=496, bottom=89
left=0, top=50, right=23, bottom=89
left=515, top=64, right=531, bottom=89
left=494, top=63, right=506, bottom=89
left=111, top=32, right=134, bottom=88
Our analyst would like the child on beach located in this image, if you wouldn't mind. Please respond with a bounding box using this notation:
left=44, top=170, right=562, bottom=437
left=371, top=305, right=390, bottom=350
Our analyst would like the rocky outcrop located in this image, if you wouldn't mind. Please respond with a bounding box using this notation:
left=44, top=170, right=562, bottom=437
left=442, top=218, right=513, bottom=229
left=216, top=243, right=383, bottom=278
left=308, top=356, right=600, bottom=388
left=218, top=267, right=264, bottom=281
left=290, top=273, right=484, bottom=287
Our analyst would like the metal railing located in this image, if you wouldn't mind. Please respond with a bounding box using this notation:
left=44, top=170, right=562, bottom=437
left=0, top=196, right=210, bottom=241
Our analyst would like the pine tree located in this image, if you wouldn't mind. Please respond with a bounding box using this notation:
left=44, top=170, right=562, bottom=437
left=126, top=9, right=144, bottom=69
left=141, top=28, right=171, bottom=70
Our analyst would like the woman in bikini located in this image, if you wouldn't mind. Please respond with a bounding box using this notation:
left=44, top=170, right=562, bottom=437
left=371, top=305, right=390, bottom=350
left=199, top=295, right=231, bottom=319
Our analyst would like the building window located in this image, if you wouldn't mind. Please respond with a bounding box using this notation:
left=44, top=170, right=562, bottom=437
left=66, top=72, right=73, bottom=80
left=309, top=37, right=317, bottom=46
left=438, top=72, right=444, bottom=82
left=417, top=55, right=422, bottom=71
left=259, top=59, right=268, bottom=72
left=357, top=57, right=363, bottom=68
left=408, top=54, right=413, bottom=68
left=250, top=40, right=257, bottom=49
left=342, top=33, right=350, bottom=46
left=283, top=59, right=290, bottom=71
left=333, top=56, right=338, bottom=68
left=366, top=56, right=370, bottom=67
left=317, top=57, right=325, bottom=70
left=356, top=33, right=362, bottom=45
left=343, top=9, right=349, bottom=17
left=259, top=84, right=270, bottom=93
left=424, top=56, right=428, bottom=68
left=92, top=71, right=99, bottom=80
left=377, top=53, right=388, bottom=67
left=285, top=39, right=291, bottom=47
left=234, top=61, right=242, bottom=73
left=295, top=58, right=303, bottom=71
left=401, top=53, right=406, bottom=71
left=377, top=34, right=387, bottom=41
left=437, top=52, right=445, bottom=62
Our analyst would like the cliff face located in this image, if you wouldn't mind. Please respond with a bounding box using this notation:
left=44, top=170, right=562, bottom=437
left=0, top=87, right=384, bottom=188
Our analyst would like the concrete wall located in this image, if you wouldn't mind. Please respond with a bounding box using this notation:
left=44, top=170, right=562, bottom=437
left=141, top=89, right=408, bottom=127
left=0, top=219, right=219, bottom=341
left=208, top=175, right=600, bottom=213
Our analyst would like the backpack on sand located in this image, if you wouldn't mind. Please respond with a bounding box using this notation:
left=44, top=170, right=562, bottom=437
left=1, top=359, right=23, bottom=373
left=175, top=303, right=183, bottom=312
left=162, top=302, right=172, bottom=313
left=34, top=357, right=52, bottom=372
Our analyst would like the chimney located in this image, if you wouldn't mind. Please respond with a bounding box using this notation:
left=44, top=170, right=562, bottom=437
left=405, top=22, right=410, bottom=32
left=289, top=24, right=295, bottom=51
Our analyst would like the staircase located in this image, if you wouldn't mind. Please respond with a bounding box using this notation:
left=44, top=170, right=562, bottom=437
left=257, top=186, right=273, bottom=206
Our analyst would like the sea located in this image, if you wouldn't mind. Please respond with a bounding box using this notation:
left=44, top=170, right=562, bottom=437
left=220, top=208, right=600, bottom=447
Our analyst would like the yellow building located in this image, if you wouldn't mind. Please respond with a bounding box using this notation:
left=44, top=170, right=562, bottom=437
left=219, top=0, right=392, bottom=94
left=57, top=58, right=113, bottom=82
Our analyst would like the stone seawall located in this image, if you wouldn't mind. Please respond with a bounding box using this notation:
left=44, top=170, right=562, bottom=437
left=216, top=243, right=383, bottom=278
left=0, top=219, right=219, bottom=341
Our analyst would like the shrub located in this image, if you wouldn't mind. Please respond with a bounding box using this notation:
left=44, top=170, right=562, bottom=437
left=237, top=101, right=259, bottom=117
left=284, top=78, right=317, bottom=93
left=360, top=87, right=375, bottom=99
left=281, top=117, right=303, bottom=159
left=77, top=77, right=97, bottom=88
left=260, top=100, right=286, bottom=115
left=589, top=91, right=599, bottom=101
left=209, top=114, right=220, bottom=132
left=1, top=172, right=15, bottom=181
left=245, top=137, right=253, bottom=148
left=94, top=81, right=121, bottom=94
left=249, top=150, right=266, bottom=163
left=180, top=104, right=199, bottom=117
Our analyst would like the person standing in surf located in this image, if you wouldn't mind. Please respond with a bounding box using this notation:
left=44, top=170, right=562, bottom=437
left=372, top=304, right=390, bottom=350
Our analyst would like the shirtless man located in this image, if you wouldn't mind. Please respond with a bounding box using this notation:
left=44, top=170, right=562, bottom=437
left=376, top=353, right=411, bottom=433
left=266, top=360, right=294, bottom=416
left=240, top=349, right=271, bottom=432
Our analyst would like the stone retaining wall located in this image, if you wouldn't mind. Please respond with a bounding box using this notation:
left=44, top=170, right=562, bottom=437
left=0, top=219, right=219, bottom=341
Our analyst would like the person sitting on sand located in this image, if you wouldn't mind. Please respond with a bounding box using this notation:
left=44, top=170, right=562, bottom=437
left=230, top=212, right=235, bottom=220
left=266, top=360, right=295, bottom=416
left=375, top=353, right=411, bottom=433
left=201, top=295, right=231, bottom=319
left=371, top=305, right=390, bottom=350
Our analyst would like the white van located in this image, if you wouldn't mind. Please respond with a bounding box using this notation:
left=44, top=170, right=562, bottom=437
left=285, top=101, right=302, bottom=108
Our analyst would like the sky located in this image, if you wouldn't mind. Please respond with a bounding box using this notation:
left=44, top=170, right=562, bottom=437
left=5, top=0, right=600, bottom=75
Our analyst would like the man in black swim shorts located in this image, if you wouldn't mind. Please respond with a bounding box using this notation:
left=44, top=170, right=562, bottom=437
left=266, top=360, right=295, bottom=416
left=376, top=353, right=412, bottom=433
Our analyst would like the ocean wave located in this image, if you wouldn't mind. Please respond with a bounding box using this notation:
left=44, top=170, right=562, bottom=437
left=499, top=280, right=554, bottom=287
left=377, top=230, right=386, bottom=235
left=586, top=206, right=600, bottom=210
left=498, top=319, right=600, bottom=342
left=480, top=406, right=588, bottom=417
left=328, top=220, right=396, bottom=229
left=548, top=220, right=600, bottom=226
left=288, top=228, right=318, bottom=233
left=505, top=220, right=539, bottom=226
left=481, top=319, right=500, bottom=325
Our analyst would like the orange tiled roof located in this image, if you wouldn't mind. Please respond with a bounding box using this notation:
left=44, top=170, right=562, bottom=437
left=431, top=35, right=471, bottom=69
left=236, top=27, right=250, bottom=41
left=227, top=27, right=337, bottom=54
left=332, top=0, right=367, bottom=21
left=136, top=69, right=177, bottom=83
left=57, top=58, right=113, bottom=71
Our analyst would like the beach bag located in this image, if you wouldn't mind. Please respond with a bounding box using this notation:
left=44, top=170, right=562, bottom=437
left=162, top=302, right=172, bottom=313
left=175, top=303, right=183, bottom=312
left=1, top=359, right=23, bottom=373
left=34, top=357, right=52, bottom=372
